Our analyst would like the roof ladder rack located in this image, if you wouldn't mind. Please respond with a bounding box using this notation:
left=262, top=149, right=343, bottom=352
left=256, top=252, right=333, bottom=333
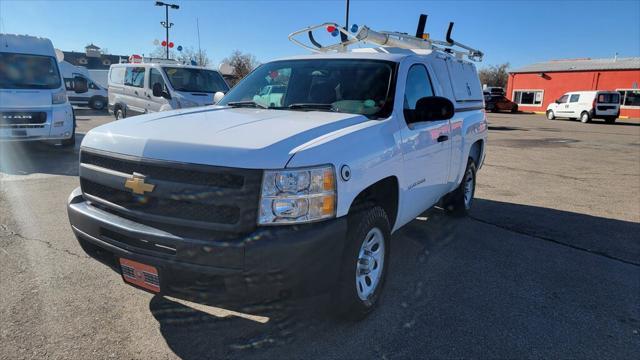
left=288, top=14, right=484, bottom=62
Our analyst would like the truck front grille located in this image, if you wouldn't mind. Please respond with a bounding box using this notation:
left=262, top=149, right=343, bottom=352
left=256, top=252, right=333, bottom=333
left=0, top=112, right=47, bottom=126
left=79, top=149, right=262, bottom=234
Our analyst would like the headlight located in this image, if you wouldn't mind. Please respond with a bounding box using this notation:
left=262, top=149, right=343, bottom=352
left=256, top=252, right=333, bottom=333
left=259, top=165, right=336, bottom=225
left=51, top=89, right=67, bottom=104
left=176, top=98, right=199, bottom=109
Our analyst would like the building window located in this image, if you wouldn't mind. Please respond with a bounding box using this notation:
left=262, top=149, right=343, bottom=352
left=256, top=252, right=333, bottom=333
left=513, top=90, right=543, bottom=106
left=617, top=89, right=640, bottom=107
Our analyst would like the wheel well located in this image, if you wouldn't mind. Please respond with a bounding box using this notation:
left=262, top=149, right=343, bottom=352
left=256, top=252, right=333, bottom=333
left=469, top=140, right=484, bottom=166
left=349, top=176, right=399, bottom=229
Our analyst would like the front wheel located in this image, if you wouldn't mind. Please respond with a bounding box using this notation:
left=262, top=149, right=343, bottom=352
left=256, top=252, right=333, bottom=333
left=511, top=105, right=518, bottom=113
left=114, top=108, right=125, bottom=120
left=60, top=115, right=76, bottom=148
left=333, top=206, right=391, bottom=320
left=442, top=159, right=476, bottom=216
left=580, top=111, right=591, bottom=123
left=546, top=110, right=556, bottom=120
left=89, top=97, right=106, bottom=110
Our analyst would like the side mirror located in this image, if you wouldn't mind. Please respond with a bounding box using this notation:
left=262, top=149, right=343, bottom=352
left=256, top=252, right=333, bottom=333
left=74, top=76, right=88, bottom=94
left=405, top=96, right=454, bottom=123
left=213, top=91, right=225, bottom=104
left=152, top=82, right=171, bottom=99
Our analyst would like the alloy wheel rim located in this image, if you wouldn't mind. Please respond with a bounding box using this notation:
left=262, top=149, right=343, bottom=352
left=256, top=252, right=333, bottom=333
left=356, top=227, right=385, bottom=301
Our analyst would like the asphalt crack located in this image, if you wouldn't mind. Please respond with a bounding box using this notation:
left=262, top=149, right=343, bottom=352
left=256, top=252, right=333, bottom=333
left=468, top=215, right=640, bottom=267
left=0, top=223, right=88, bottom=259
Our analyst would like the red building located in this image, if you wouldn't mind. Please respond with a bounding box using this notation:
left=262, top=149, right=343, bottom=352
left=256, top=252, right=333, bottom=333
left=506, top=57, right=640, bottom=118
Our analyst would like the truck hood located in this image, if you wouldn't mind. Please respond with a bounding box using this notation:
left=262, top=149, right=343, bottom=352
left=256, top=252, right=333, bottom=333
left=81, top=106, right=368, bottom=169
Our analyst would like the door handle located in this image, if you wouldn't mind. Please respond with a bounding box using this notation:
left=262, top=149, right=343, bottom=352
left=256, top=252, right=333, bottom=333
left=437, top=134, right=449, bottom=143
left=134, top=90, right=139, bottom=95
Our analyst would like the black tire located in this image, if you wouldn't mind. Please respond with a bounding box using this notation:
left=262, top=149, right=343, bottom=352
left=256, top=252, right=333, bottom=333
left=604, top=117, right=616, bottom=124
left=114, top=107, right=125, bottom=120
left=442, top=159, right=477, bottom=216
left=89, top=97, right=106, bottom=110
left=546, top=110, right=555, bottom=120
left=580, top=111, right=591, bottom=123
left=511, top=105, right=518, bottom=113
left=333, top=206, right=391, bottom=320
left=60, top=113, right=76, bottom=148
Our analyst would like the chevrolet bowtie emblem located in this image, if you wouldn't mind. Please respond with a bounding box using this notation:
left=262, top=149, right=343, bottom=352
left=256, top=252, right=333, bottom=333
left=124, top=173, right=156, bottom=195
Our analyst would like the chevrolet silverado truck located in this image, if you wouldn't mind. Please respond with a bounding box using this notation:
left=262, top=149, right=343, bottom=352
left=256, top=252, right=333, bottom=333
left=67, top=20, right=487, bottom=319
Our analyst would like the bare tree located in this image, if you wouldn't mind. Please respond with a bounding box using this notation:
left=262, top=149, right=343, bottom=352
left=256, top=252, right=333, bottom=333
left=147, top=46, right=211, bottom=67
left=222, top=50, right=260, bottom=86
left=149, top=46, right=177, bottom=60
left=478, top=63, right=510, bottom=89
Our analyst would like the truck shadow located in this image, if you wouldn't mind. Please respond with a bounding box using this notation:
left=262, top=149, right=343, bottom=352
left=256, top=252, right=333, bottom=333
left=0, top=134, right=83, bottom=177
left=149, top=199, right=639, bottom=359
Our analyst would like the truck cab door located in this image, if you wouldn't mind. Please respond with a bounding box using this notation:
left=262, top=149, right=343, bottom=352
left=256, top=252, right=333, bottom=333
left=398, top=63, right=452, bottom=220
left=555, top=94, right=571, bottom=117
left=567, top=93, right=581, bottom=117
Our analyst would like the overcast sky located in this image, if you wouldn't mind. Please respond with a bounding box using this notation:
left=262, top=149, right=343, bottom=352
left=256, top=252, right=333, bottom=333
left=1, top=0, right=639, bottom=69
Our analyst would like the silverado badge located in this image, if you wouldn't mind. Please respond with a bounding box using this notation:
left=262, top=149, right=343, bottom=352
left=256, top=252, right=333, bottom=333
left=124, top=173, right=156, bottom=195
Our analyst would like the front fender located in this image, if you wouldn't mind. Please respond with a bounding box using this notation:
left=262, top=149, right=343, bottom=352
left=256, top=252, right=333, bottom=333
left=286, top=117, right=404, bottom=219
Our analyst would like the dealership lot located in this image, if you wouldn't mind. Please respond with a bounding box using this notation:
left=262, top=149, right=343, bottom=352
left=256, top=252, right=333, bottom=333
left=1, top=111, right=639, bottom=358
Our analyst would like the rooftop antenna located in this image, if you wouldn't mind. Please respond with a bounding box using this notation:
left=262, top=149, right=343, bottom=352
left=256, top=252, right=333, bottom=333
left=196, top=17, right=203, bottom=65
left=341, top=0, right=350, bottom=43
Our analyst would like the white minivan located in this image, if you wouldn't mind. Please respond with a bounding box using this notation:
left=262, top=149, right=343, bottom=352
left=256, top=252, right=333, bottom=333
left=107, top=62, right=229, bottom=119
left=546, top=91, right=621, bottom=123
left=0, top=34, right=77, bottom=146
left=59, top=60, right=108, bottom=110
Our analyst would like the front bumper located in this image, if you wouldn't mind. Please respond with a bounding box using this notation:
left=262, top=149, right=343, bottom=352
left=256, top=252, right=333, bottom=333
left=67, top=187, right=347, bottom=305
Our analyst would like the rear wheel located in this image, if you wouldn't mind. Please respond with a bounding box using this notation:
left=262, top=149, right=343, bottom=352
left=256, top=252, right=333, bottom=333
left=604, top=117, right=616, bottom=124
left=580, top=111, right=591, bottom=123
left=333, top=206, right=390, bottom=320
left=511, top=104, right=518, bottom=113
left=442, top=159, right=476, bottom=216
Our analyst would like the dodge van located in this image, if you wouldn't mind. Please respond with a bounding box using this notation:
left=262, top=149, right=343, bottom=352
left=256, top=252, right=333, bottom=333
left=0, top=34, right=77, bottom=146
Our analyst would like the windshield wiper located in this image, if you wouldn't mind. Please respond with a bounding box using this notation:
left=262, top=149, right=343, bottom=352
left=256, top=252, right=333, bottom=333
left=287, top=103, right=335, bottom=111
left=226, top=101, right=268, bottom=109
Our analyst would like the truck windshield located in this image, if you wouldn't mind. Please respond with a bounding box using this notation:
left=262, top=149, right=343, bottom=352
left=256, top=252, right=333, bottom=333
left=219, top=59, right=397, bottom=119
left=162, top=67, right=229, bottom=93
left=0, top=53, right=61, bottom=89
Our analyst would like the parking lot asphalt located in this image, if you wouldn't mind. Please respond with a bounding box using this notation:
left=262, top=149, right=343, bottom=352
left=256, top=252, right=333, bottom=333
left=1, top=110, right=639, bottom=359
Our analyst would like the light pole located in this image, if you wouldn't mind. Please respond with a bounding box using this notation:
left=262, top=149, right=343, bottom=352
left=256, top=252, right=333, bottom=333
left=155, top=1, right=179, bottom=60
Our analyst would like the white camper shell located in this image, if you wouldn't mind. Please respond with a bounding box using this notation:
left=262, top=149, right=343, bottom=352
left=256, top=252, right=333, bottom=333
left=0, top=34, right=76, bottom=146
left=107, top=61, right=229, bottom=119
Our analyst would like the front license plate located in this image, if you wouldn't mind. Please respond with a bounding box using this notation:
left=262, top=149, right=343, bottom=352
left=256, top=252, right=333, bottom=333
left=119, top=258, right=160, bottom=293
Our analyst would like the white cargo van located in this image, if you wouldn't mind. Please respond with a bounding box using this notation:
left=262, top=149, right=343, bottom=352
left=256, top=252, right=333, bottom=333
left=546, top=90, right=621, bottom=123
left=0, top=34, right=77, bottom=146
left=59, top=61, right=108, bottom=110
left=107, top=61, right=229, bottom=119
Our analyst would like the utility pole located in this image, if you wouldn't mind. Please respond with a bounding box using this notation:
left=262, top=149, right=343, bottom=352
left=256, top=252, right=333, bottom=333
left=155, top=1, right=179, bottom=60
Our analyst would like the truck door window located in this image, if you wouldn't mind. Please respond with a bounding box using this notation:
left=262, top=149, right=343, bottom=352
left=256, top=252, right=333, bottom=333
left=557, top=95, right=569, bottom=104
left=569, top=94, right=580, bottom=103
left=124, top=67, right=145, bottom=88
left=149, top=68, right=167, bottom=93
left=403, top=64, right=434, bottom=117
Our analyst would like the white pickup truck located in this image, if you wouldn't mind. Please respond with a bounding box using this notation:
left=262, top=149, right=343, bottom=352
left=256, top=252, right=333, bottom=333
left=67, top=21, right=487, bottom=319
